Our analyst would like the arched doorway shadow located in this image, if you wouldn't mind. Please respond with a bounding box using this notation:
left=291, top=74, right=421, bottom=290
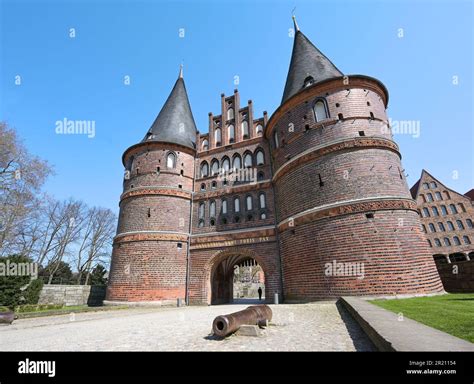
left=205, top=248, right=267, bottom=305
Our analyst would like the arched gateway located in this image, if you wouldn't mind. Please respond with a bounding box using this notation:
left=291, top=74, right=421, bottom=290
left=188, top=245, right=282, bottom=306
left=209, top=250, right=266, bottom=305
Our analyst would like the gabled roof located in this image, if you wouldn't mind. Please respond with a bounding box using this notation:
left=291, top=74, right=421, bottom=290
left=410, top=169, right=473, bottom=201
left=281, top=17, right=343, bottom=104
left=142, top=67, right=197, bottom=149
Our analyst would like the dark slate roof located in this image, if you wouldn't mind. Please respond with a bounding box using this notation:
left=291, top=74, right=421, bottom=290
left=142, top=72, right=197, bottom=149
left=410, top=179, right=420, bottom=199
left=464, top=189, right=474, bottom=200
left=281, top=29, right=343, bottom=104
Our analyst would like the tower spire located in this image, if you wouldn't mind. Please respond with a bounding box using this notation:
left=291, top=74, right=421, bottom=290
left=292, top=14, right=299, bottom=32
left=142, top=69, right=197, bottom=149
left=281, top=20, right=343, bottom=103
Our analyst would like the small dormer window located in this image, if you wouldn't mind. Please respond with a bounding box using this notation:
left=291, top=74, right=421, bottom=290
left=303, top=76, right=314, bottom=88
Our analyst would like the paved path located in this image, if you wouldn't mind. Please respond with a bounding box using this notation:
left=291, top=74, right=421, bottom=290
left=0, top=302, right=374, bottom=351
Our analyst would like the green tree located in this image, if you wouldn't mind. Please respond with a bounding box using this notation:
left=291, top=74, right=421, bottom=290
left=86, top=264, right=108, bottom=285
left=24, top=278, right=44, bottom=304
left=39, top=260, right=73, bottom=285
left=0, top=254, right=33, bottom=308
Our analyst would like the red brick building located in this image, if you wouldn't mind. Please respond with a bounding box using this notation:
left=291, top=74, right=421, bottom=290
left=106, top=19, right=444, bottom=305
left=410, top=170, right=474, bottom=264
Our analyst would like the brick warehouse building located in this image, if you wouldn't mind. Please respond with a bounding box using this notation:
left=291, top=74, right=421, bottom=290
left=410, top=170, right=474, bottom=292
left=106, top=19, right=444, bottom=305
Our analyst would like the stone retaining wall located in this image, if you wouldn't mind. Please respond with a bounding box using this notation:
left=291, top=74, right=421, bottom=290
left=38, top=285, right=106, bottom=306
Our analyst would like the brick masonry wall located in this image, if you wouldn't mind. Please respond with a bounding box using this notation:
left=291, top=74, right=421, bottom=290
left=39, top=285, right=106, bottom=306
left=274, top=148, right=410, bottom=221
left=268, top=77, right=444, bottom=299
left=435, top=260, right=474, bottom=293
left=279, top=210, right=444, bottom=299
left=106, top=141, right=195, bottom=302
left=107, top=240, right=188, bottom=301
left=269, top=81, right=392, bottom=171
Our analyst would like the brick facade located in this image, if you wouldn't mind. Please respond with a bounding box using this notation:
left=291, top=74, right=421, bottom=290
left=106, top=25, right=446, bottom=305
left=410, top=170, right=474, bottom=292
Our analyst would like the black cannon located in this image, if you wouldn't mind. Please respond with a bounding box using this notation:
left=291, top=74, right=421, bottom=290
left=212, top=305, right=272, bottom=338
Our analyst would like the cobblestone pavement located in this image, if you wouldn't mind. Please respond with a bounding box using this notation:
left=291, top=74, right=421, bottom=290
left=0, top=302, right=375, bottom=351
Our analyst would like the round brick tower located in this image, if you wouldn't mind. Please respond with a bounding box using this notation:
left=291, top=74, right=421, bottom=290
left=106, top=67, right=197, bottom=303
left=267, top=18, right=444, bottom=300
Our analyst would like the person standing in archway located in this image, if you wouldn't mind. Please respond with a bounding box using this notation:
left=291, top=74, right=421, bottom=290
left=258, top=287, right=263, bottom=301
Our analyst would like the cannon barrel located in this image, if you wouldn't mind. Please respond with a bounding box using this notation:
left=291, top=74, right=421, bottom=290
left=212, top=305, right=272, bottom=338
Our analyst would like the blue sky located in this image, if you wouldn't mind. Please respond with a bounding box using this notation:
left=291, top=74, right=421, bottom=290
left=1, top=0, right=472, bottom=214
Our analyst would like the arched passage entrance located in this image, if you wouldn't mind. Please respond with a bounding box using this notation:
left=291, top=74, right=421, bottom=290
left=207, top=249, right=267, bottom=305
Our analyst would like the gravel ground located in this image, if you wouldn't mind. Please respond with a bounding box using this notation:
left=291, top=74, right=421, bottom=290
left=0, top=302, right=374, bottom=351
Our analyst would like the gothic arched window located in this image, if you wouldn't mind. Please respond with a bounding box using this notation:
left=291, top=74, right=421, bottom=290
left=242, top=121, right=249, bottom=139
left=222, top=157, right=230, bottom=172
left=256, top=150, right=265, bottom=166
left=243, top=152, right=253, bottom=168
left=211, top=159, right=219, bottom=176
left=228, top=125, right=235, bottom=143
left=215, top=128, right=222, bottom=146
left=233, top=155, right=242, bottom=170
left=200, top=161, right=209, bottom=178
left=234, top=197, right=240, bottom=213
left=201, top=139, right=209, bottom=151
left=210, top=200, right=216, bottom=218
left=246, top=195, right=253, bottom=210
left=199, top=203, right=205, bottom=219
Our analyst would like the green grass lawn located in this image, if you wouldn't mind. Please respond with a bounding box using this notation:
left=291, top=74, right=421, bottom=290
left=370, top=293, right=474, bottom=343
left=14, top=304, right=130, bottom=318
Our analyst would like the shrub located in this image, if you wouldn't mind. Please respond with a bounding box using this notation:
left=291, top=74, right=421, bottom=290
left=24, top=279, right=44, bottom=305
left=16, top=304, right=38, bottom=313
left=0, top=255, right=33, bottom=309
left=0, top=306, right=11, bottom=312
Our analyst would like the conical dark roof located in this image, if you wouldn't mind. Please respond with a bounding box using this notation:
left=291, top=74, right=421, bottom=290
left=281, top=20, right=343, bottom=104
left=142, top=69, right=197, bottom=149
